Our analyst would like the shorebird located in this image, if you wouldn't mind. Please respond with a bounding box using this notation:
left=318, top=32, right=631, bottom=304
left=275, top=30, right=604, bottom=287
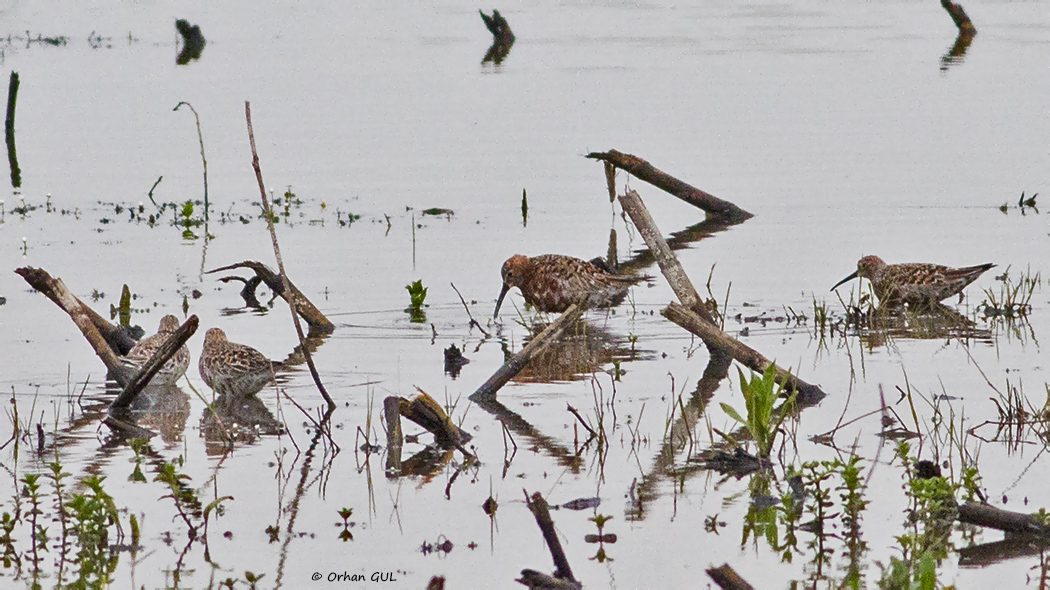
left=123, top=314, right=190, bottom=384
left=198, top=328, right=279, bottom=395
left=494, top=254, right=650, bottom=317
left=831, top=255, right=994, bottom=307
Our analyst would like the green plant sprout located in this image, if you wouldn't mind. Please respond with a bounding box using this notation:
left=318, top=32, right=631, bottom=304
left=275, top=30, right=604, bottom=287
left=721, top=364, right=797, bottom=459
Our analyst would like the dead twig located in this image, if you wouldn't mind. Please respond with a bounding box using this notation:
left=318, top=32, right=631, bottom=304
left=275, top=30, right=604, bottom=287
left=451, top=282, right=489, bottom=337
left=244, top=100, right=334, bottom=410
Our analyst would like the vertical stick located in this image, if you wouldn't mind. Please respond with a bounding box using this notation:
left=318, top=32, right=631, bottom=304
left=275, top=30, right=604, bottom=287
left=244, top=101, right=334, bottom=410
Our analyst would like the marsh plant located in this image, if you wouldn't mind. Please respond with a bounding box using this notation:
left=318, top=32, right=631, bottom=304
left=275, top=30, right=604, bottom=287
left=978, top=268, right=1039, bottom=318
left=875, top=441, right=967, bottom=589
left=721, top=364, right=796, bottom=459
left=405, top=279, right=428, bottom=323
left=178, top=199, right=205, bottom=239
left=1, top=463, right=124, bottom=587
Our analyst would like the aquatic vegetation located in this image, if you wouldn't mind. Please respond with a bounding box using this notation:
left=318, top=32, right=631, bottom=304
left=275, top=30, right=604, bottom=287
left=0, top=462, right=125, bottom=587
left=721, top=364, right=797, bottom=459
left=178, top=199, right=205, bottom=239
left=978, top=267, right=1038, bottom=318
left=406, top=279, right=428, bottom=323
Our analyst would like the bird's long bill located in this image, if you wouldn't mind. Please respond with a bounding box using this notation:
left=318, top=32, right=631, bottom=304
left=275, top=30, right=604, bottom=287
left=493, top=283, right=511, bottom=318
left=830, top=270, right=859, bottom=292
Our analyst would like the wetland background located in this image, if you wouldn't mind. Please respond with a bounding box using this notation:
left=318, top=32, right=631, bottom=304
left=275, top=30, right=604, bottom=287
left=0, top=1, right=1048, bottom=588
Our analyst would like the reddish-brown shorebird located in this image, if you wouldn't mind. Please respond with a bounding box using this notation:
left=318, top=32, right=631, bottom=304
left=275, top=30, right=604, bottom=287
left=831, top=255, right=995, bottom=306
left=198, top=328, right=279, bottom=395
left=494, top=254, right=650, bottom=317
left=122, top=314, right=190, bottom=384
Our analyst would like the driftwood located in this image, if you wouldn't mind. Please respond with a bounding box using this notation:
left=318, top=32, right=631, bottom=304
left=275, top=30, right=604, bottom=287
left=398, top=390, right=472, bottom=457
left=16, top=267, right=138, bottom=355
left=617, top=191, right=827, bottom=404
left=518, top=491, right=582, bottom=589
left=957, top=502, right=1050, bottom=536
left=16, top=267, right=201, bottom=410
left=664, top=302, right=826, bottom=406
left=707, top=563, right=754, bottom=590
left=587, top=150, right=752, bottom=223
left=15, top=267, right=135, bottom=385
left=206, top=260, right=334, bottom=334
left=470, top=304, right=585, bottom=401
left=110, top=316, right=198, bottom=411
left=619, top=190, right=713, bottom=322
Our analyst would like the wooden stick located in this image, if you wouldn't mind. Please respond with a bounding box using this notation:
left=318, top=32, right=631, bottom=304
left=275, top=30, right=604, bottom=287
left=15, top=267, right=134, bottom=385
left=384, top=396, right=403, bottom=473
left=246, top=102, right=334, bottom=410
left=706, top=563, right=754, bottom=590
left=469, top=304, right=584, bottom=401
left=664, top=302, right=827, bottom=405
left=5, top=71, right=21, bottom=187
left=587, top=150, right=752, bottom=222
left=618, top=189, right=710, bottom=320
left=110, top=316, right=198, bottom=410
left=524, top=490, right=579, bottom=586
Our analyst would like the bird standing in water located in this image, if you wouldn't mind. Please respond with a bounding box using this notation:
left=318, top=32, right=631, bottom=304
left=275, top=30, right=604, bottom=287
left=494, top=254, right=649, bottom=317
left=198, top=328, right=279, bottom=395
left=123, top=314, right=190, bottom=384
left=831, top=255, right=994, bottom=307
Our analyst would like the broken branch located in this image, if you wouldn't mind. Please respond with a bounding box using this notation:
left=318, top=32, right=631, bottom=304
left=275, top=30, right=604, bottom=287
left=470, top=304, right=584, bottom=401
left=587, top=150, right=752, bottom=223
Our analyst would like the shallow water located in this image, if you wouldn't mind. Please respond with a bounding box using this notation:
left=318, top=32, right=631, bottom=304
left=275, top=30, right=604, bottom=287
left=1, top=1, right=1048, bottom=588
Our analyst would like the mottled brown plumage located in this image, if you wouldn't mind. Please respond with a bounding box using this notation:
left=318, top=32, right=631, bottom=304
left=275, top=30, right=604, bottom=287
left=494, top=254, right=649, bottom=317
left=123, top=314, right=190, bottom=384
left=198, top=328, right=279, bottom=396
left=831, top=255, right=994, bottom=306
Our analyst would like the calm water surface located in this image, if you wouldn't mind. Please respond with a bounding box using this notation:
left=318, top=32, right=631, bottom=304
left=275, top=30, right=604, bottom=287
left=0, top=1, right=1047, bottom=588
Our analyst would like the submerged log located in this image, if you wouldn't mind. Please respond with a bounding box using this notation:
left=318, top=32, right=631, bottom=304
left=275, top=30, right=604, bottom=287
left=519, top=491, right=582, bottom=589
left=110, top=316, right=198, bottom=411
left=470, top=304, right=585, bottom=401
left=398, top=390, right=472, bottom=457
left=15, top=267, right=135, bottom=385
left=957, top=502, right=1050, bottom=536
left=664, top=302, right=826, bottom=406
left=707, top=563, right=754, bottom=590
left=587, top=150, right=752, bottom=223
left=206, top=260, right=334, bottom=333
